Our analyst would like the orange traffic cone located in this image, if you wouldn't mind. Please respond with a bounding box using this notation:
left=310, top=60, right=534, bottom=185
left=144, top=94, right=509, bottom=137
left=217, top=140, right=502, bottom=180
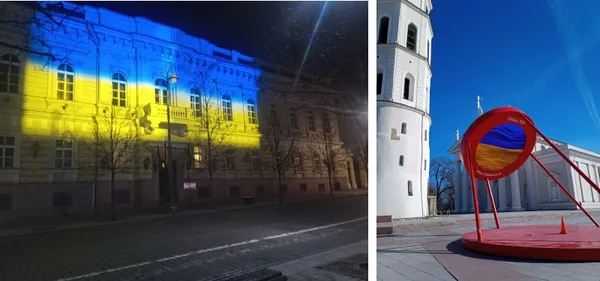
left=560, top=216, right=568, bottom=234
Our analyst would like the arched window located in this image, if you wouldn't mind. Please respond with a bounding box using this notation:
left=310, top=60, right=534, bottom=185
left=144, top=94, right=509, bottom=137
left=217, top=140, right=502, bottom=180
left=377, top=71, right=383, bottom=95
left=378, top=17, right=390, bottom=44
left=426, top=41, right=431, bottom=61
left=247, top=99, right=257, bottom=124
left=222, top=94, right=232, bottom=121
left=408, top=181, right=413, bottom=196
left=190, top=88, right=201, bottom=117
left=401, top=122, right=407, bottom=134
left=154, top=78, right=168, bottom=105
left=0, top=54, right=20, bottom=94
left=424, top=130, right=428, bottom=141
left=399, top=155, right=404, bottom=166
left=403, top=74, right=415, bottom=101
left=424, top=159, right=427, bottom=170
left=407, top=24, right=418, bottom=51
left=57, top=64, right=74, bottom=101
left=112, top=73, right=126, bottom=107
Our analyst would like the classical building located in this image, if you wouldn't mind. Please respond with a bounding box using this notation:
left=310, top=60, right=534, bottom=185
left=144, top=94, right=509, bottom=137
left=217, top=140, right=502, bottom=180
left=450, top=113, right=600, bottom=213
left=0, top=2, right=366, bottom=218
left=376, top=0, right=433, bottom=219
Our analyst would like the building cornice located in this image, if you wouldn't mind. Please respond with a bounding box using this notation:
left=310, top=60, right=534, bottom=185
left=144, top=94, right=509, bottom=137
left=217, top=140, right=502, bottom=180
left=377, top=44, right=432, bottom=77
left=377, top=0, right=434, bottom=37
left=377, top=100, right=432, bottom=124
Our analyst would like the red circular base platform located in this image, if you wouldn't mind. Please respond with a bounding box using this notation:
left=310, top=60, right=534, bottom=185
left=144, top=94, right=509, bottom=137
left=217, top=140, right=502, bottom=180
left=461, top=225, right=600, bottom=261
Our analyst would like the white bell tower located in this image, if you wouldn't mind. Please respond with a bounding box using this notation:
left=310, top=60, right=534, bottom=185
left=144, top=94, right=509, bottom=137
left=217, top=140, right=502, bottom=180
left=376, top=0, right=434, bottom=219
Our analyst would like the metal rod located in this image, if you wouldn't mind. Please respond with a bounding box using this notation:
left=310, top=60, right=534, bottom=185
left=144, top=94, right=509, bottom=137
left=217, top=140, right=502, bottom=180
left=529, top=120, right=600, bottom=195
left=466, top=144, right=483, bottom=242
left=530, top=153, right=599, bottom=227
left=485, top=178, right=501, bottom=229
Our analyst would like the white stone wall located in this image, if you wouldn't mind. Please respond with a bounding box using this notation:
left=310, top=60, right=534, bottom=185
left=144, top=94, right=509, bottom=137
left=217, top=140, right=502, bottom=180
left=377, top=103, right=430, bottom=218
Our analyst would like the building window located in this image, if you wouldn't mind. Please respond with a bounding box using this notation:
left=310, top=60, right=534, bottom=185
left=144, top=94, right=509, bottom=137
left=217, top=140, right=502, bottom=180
left=424, top=159, right=427, bottom=170
left=225, top=149, right=236, bottom=170
left=377, top=72, right=383, bottom=95
left=424, top=130, right=428, bottom=141
left=378, top=16, right=390, bottom=44
left=0, top=54, right=19, bottom=94
left=403, top=78, right=410, bottom=99
left=408, top=181, right=413, bottom=196
left=0, top=136, right=15, bottom=168
left=399, top=155, right=404, bottom=166
left=57, top=64, right=74, bottom=101
left=190, top=88, right=201, bottom=117
left=407, top=24, right=417, bottom=51
left=250, top=150, right=260, bottom=170
left=112, top=73, right=126, bottom=107
left=401, top=123, right=407, bottom=134
left=294, top=151, right=303, bottom=170
left=222, top=95, right=233, bottom=121
left=313, top=152, right=321, bottom=170
left=55, top=139, right=73, bottom=168
left=323, top=113, right=331, bottom=134
left=289, top=108, right=299, bottom=130
left=247, top=99, right=257, bottom=124
left=307, top=110, right=316, bottom=131
left=154, top=78, right=168, bottom=105
left=193, top=146, right=202, bottom=168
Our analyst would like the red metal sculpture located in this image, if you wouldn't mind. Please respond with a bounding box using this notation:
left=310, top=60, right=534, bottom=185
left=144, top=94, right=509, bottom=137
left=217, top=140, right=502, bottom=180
left=460, top=106, right=600, bottom=261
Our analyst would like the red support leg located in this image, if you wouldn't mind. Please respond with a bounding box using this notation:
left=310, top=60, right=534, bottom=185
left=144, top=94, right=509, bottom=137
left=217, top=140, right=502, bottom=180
left=531, top=154, right=600, bottom=227
left=485, top=179, right=501, bottom=229
left=529, top=122, right=600, bottom=195
left=466, top=144, right=483, bottom=242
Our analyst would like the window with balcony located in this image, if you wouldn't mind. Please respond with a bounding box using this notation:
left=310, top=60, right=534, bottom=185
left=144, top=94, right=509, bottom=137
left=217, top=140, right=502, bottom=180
left=247, top=99, right=257, bottom=124
left=0, top=54, right=19, bottom=94
left=112, top=73, right=126, bottom=107
left=307, top=110, right=316, bottom=131
left=0, top=136, right=15, bottom=168
left=57, top=64, right=74, bottom=101
left=55, top=139, right=73, bottom=168
left=190, top=88, right=201, bottom=117
left=154, top=78, right=168, bottom=105
left=222, top=94, right=233, bottom=121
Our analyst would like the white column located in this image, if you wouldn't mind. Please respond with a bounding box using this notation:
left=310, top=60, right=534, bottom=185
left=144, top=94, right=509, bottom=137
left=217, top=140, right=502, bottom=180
left=498, top=177, right=507, bottom=211
left=510, top=170, right=524, bottom=211
left=454, top=160, right=461, bottom=213
left=461, top=168, right=469, bottom=212
left=525, top=160, right=537, bottom=210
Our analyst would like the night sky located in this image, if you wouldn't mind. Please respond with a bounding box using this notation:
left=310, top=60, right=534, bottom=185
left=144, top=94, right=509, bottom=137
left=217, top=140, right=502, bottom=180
left=76, top=1, right=367, bottom=90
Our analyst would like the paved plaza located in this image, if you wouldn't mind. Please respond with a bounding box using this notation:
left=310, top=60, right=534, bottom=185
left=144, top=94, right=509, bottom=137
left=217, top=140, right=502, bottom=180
left=378, top=210, right=600, bottom=281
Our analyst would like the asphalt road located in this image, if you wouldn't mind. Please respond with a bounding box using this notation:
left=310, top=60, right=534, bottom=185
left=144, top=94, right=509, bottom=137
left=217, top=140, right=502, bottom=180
left=0, top=195, right=367, bottom=281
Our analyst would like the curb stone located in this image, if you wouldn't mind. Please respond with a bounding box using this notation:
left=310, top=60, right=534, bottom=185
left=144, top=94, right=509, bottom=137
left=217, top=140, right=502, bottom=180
left=0, top=192, right=367, bottom=239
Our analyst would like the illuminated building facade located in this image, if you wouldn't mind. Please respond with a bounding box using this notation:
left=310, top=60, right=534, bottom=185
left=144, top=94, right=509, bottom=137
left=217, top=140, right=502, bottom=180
left=0, top=2, right=366, bottom=217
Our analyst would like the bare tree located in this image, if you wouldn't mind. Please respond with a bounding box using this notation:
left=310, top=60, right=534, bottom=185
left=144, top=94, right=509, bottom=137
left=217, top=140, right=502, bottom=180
left=190, top=69, right=231, bottom=208
left=311, top=113, right=345, bottom=197
left=428, top=157, right=456, bottom=207
left=260, top=92, right=299, bottom=203
left=0, top=2, right=87, bottom=64
left=74, top=104, right=140, bottom=221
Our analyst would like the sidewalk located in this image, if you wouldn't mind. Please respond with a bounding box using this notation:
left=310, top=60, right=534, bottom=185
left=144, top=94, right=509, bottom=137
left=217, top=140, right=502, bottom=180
left=270, top=241, right=368, bottom=281
left=0, top=189, right=367, bottom=238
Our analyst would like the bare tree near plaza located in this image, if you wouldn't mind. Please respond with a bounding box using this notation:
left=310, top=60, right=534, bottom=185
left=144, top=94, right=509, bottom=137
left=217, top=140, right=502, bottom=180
left=260, top=92, right=299, bottom=203
left=428, top=156, right=456, bottom=209
left=312, top=116, right=344, bottom=197
left=0, top=1, right=87, bottom=64
left=75, top=105, right=140, bottom=221
left=190, top=69, right=231, bottom=208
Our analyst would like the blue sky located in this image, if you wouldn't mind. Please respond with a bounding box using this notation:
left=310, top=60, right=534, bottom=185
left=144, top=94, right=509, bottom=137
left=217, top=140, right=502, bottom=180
left=429, top=0, right=600, bottom=159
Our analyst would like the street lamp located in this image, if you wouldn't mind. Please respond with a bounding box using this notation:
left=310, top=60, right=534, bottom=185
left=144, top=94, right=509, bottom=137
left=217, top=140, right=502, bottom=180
left=166, top=67, right=178, bottom=211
